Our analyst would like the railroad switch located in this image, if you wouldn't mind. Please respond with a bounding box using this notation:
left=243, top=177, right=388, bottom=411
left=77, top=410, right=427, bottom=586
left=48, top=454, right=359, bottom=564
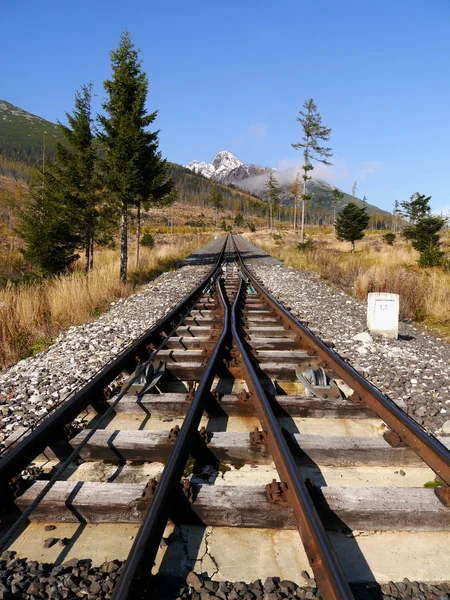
left=383, top=428, right=407, bottom=448
left=168, top=425, right=180, bottom=442
left=295, top=366, right=340, bottom=399
left=250, top=428, right=268, bottom=446
left=266, top=479, right=288, bottom=504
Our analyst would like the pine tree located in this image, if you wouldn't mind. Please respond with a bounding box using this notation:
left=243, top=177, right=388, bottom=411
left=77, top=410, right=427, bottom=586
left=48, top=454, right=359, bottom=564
left=52, top=83, right=99, bottom=273
left=264, top=172, right=281, bottom=232
left=393, top=200, right=401, bottom=231
left=402, top=194, right=446, bottom=266
left=16, top=172, right=80, bottom=274
left=289, top=173, right=301, bottom=233
left=208, top=186, right=223, bottom=226
left=331, top=188, right=344, bottom=226
left=401, top=192, right=431, bottom=224
left=335, top=202, right=370, bottom=253
left=234, top=212, right=244, bottom=227
left=98, top=31, right=173, bottom=283
left=292, top=98, right=332, bottom=242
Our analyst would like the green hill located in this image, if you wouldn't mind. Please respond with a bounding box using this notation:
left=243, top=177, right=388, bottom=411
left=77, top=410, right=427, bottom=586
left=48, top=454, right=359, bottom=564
left=0, top=100, right=62, bottom=165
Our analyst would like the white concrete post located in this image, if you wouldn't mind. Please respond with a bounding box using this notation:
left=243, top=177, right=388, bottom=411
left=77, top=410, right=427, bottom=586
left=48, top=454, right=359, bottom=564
left=367, top=293, right=399, bottom=339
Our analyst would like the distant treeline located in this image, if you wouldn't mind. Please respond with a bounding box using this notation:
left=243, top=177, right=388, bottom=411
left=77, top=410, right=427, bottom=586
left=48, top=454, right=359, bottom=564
left=168, top=163, right=268, bottom=217
left=0, top=155, right=36, bottom=181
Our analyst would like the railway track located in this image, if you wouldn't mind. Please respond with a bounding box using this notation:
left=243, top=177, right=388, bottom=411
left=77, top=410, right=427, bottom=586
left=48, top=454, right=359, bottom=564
left=0, top=234, right=449, bottom=600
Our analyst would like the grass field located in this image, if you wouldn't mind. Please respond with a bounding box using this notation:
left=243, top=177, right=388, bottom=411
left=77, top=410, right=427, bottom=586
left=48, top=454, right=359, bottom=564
left=0, top=233, right=213, bottom=370
left=244, top=228, right=450, bottom=337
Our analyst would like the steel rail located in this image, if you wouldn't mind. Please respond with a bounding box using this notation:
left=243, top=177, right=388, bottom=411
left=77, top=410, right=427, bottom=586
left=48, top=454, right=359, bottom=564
left=232, top=235, right=450, bottom=487
left=0, top=236, right=229, bottom=488
left=231, top=276, right=354, bottom=600
left=111, top=276, right=230, bottom=600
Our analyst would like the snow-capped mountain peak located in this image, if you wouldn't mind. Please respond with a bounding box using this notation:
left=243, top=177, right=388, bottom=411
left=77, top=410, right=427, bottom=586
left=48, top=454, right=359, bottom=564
left=184, top=150, right=266, bottom=183
left=211, top=150, right=243, bottom=175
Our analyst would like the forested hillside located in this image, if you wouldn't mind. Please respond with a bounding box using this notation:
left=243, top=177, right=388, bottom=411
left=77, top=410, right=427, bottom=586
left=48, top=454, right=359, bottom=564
left=0, top=100, right=61, bottom=165
left=168, top=163, right=266, bottom=216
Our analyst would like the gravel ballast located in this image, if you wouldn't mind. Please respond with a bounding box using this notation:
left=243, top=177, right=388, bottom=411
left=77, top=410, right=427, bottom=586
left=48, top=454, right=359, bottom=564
left=243, top=256, right=450, bottom=435
left=171, top=571, right=450, bottom=600
left=0, top=236, right=227, bottom=446
left=0, top=554, right=448, bottom=600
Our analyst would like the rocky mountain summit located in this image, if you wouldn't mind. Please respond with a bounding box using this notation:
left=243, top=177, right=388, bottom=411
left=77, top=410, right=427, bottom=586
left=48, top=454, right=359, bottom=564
left=185, top=150, right=270, bottom=184
left=185, top=150, right=387, bottom=214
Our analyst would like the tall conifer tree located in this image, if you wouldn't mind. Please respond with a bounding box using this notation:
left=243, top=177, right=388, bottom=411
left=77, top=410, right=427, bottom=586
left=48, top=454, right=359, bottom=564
left=98, top=32, right=173, bottom=283
left=16, top=172, right=80, bottom=274
left=335, top=202, right=369, bottom=253
left=264, top=172, right=281, bottom=232
left=292, top=99, right=332, bottom=242
left=331, top=187, right=344, bottom=226
left=289, top=173, right=301, bottom=233
left=54, top=83, right=98, bottom=273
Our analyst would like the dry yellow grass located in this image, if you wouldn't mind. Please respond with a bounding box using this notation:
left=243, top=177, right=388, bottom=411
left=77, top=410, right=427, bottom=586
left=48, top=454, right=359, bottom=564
left=0, top=234, right=213, bottom=369
left=245, top=229, right=450, bottom=336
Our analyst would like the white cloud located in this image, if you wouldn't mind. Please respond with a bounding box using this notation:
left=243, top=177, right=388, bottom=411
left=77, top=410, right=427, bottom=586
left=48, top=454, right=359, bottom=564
left=233, top=155, right=381, bottom=195
left=357, top=160, right=381, bottom=180
left=235, top=123, right=267, bottom=145
left=273, top=157, right=380, bottom=187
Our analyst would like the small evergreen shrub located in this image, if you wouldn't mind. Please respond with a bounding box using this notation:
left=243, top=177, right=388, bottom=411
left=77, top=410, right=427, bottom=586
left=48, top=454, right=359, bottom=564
left=418, top=243, right=443, bottom=267
left=140, top=233, right=155, bottom=248
left=272, top=232, right=283, bottom=246
left=297, top=238, right=315, bottom=252
left=382, top=232, right=396, bottom=246
left=234, top=213, right=244, bottom=226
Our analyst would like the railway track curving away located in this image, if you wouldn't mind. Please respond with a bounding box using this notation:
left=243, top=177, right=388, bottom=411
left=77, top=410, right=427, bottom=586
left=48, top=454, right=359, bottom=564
left=0, top=234, right=449, bottom=600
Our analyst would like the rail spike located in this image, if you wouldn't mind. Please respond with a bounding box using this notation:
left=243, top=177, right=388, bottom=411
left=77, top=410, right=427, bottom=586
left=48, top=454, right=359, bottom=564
left=249, top=427, right=268, bottom=446
left=135, top=477, right=159, bottom=510
left=383, top=428, right=407, bottom=448
left=197, top=426, right=211, bottom=445
left=265, top=479, right=289, bottom=504
left=168, top=425, right=180, bottom=442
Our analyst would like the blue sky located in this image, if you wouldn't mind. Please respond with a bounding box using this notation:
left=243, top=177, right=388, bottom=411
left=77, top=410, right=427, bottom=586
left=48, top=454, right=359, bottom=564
left=2, top=0, right=450, bottom=213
